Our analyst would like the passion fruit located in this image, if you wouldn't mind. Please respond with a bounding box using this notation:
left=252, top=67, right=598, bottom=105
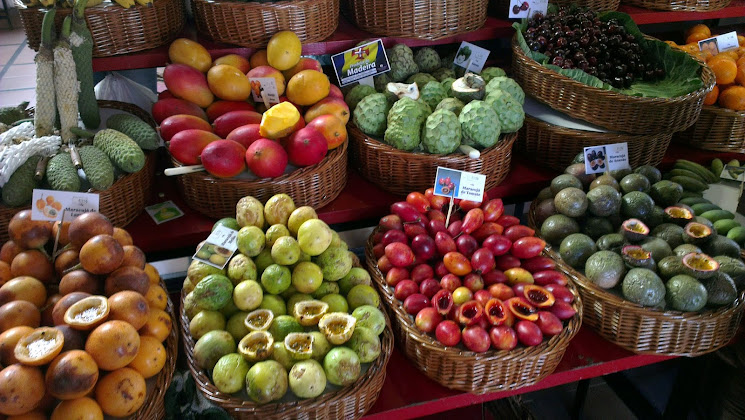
left=245, top=360, right=288, bottom=404
left=211, top=353, right=250, bottom=394
left=622, top=245, right=656, bottom=271
left=104, top=266, right=150, bottom=297
left=683, top=222, right=715, bottom=246
left=292, top=300, right=329, bottom=326
left=13, top=326, right=64, bottom=366
left=323, top=346, right=361, bottom=386
left=289, top=359, right=327, bottom=399
left=506, top=297, right=538, bottom=322
left=244, top=308, right=274, bottom=331
left=0, top=300, right=41, bottom=332
left=0, top=326, right=34, bottom=365
left=284, top=332, right=314, bottom=360
left=45, top=350, right=99, bottom=400
left=663, top=206, right=694, bottom=226
left=63, top=295, right=109, bottom=331
left=309, top=331, right=331, bottom=361
left=0, top=276, right=47, bottom=308
left=523, top=285, right=556, bottom=308
left=193, top=330, right=236, bottom=370
left=484, top=298, right=512, bottom=326
left=68, top=212, right=114, bottom=249
left=346, top=326, right=381, bottom=363
left=79, top=234, right=124, bottom=275
left=59, top=270, right=100, bottom=296
left=8, top=210, right=53, bottom=249
left=268, top=315, right=303, bottom=342
left=271, top=341, right=295, bottom=371
left=318, top=313, right=356, bottom=345
left=85, top=320, right=140, bottom=371
left=0, top=364, right=45, bottom=416
left=682, top=253, right=720, bottom=280
left=621, top=218, right=650, bottom=242
left=238, top=331, right=274, bottom=362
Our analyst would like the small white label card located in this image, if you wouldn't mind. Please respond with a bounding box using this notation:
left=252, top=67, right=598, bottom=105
left=721, top=164, right=745, bottom=181
left=146, top=201, right=184, bottom=225
left=508, top=0, right=548, bottom=19
left=698, top=31, right=739, bottom=55
left=192, top=225, right=238, bottom=269
left=433, top=167, right=486, bottom=202
left=31, top=189, right=99, bottom=222
left=249, top=77, right=280, bottom=105
left=584, top=143, right=630, bottom=175
left=453, top=42, right=490, bottom=73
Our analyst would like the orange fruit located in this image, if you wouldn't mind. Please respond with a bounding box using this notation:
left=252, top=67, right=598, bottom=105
left=139, top=308, right=172, bottom=342
left=0, top=326, right=34, bottom=366
left=286, top=70, right=330, bottom=106
left=85, top=320, right=140, bottom=371
left=719, top=85, right=745, bottom=110
left=207, top=64, right=252, bottom=101
left=686, top=24, right=711, bottom=38
left=8, top=409, right=47, bottom=420
left=14, top=326, right=64, bottom=366
left=709, top=57, right=738, bottom=85
left=0, top=364, right=45, bottom=416
left=266, top=31, right=302, bottom=71
left=144, top=263, right=160, bottom=284
left=0, top=301, right=41, bottom=332
left=45, top=350, right=99, bottom=400
left=107, top=291, right=150, bottom=330
left=168, top=38, right=212, bottom=73
left=703, top=85, right=719, bottom=105
left=50, top=397, right=104, bottom=420
left=128, top=335, right=166, bottom=378
left=686, top=31, right=710, bottom=45
left=64, top=295, right=110, bottom=331
left=0, top=276, right=47, bottom=308
left=95, top=368, right=146, bottom=417
left=144, top=284, right=168, bottom=311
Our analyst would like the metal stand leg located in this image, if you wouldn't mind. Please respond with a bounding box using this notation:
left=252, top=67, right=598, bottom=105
left=571, top=379, right=590, bottom=420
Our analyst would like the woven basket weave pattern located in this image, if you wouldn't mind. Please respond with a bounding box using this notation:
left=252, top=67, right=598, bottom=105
left=674, top=106, right=745, bottom=153
left=621, top=0, right=731, bottom=11
left=17, top=0, right=185, bottom=57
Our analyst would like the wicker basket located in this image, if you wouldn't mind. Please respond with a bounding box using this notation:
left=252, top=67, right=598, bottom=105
left=511, top=36, right=715, bottom=134
left=517, top=115, right=673, bottom=172
left=192, top=0, right=339, bottom=48
left=344, top=0, right=488, bottom=40
left=364, top=230, right=583, bottom=394
left=17, top=0, right=185, bottom=57
left=490, top=0, right=619, bottom=17
left=172, top=141, right=347, bottom=219
left=348, top=124, right=516, bottom=197
left=527, top=200, right=745, bottom=357
left=621, top=0, right=731, bottom=11
left=0, top=101, right=156, bottom=244
left=179, top=292, right=394, bottom=419
left=674, top=106, right=745, bottom=154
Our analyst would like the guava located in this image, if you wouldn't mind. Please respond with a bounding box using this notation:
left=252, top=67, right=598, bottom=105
left=289, top=359, right=327, bottom=399
left=323, top=347, right=361, bottom=386
left=245, top=360, right=288, bottom=404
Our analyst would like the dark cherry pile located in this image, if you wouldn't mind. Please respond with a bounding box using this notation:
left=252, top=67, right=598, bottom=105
left=523, top=8, right=666, bottom=88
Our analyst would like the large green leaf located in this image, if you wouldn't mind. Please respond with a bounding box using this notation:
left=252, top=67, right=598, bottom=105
left=513, top=11, right=704, bottom=98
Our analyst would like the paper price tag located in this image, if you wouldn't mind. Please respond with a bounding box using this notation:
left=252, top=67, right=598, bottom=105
left=332, top=39, right=390, bottom=87
left=192, top=225, right=238, bottom=269
left=249, top=77, right=280, bottom=105
left=508, top=0, right=548, bottom=19
left=721, top=164, right=745, bottom=182
left=698, top=31, right=739, bottom=55
left=433, top=167, right=486, bottom=202
left=583, top=143, right=630, bottom=175
left=146, top=201, right=184, bottom=225
left=31, top=189, right=99, bottom=222
left=453, top=42, right=490, bottom=73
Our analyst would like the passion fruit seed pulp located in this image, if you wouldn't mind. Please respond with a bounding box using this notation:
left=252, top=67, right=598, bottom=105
left=244, top=309, right=274, bottom=331
left=682, top=253, right=720, bottom=279
left=284, top=333, right=314, bottom=360
left=507, top=298, right=538, bottom=321
left=523, top=285, right=555, bottom=308
left=293, top=300, right=329, bottom=326
left=239, top=331, right=274, bottom=362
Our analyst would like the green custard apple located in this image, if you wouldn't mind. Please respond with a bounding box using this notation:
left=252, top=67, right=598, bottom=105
left=387, top=44, right=418, bottom=82
left=485, top=76, right=525, bottom=105
left=353, top=93, right=390, bottom=137
left=458, top=100, right=501, bottom=149
left=480, top=67, right=507, bottom=83
left=406, top=72, right=438, bottom=90
left=432, top=67, right=456, bottom=82
left=440, top=78, right=456, bottom=97
left=374, top=72, right=392, bottom=92
left=421, top=109, right=461, bottom=154
left=451, top=73, right=486, bottom=103
left=345, top=84, right=377, bottom=112
left=435, top=97, right=465, bottom=116
left=419, top=81, right=448, bottom=110
left=414, top=47, right=441, bottom=73
left=484, top=89, right=525, bottom=133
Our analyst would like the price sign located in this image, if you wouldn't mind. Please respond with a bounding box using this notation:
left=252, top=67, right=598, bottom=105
left=583, top=143, right=630, bottom=175
left=331, top=39, right=390, bottom=87
left=192, top=225, right=238, bottom=269
left=433, top=167, right=486, bottom=202
left=31, top=189, right=99, bottom=222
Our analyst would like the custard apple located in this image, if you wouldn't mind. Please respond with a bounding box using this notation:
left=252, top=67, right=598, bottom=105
left=384, top=97, right=428, bottom=151
left=420, top=81, right=448, bottom=110
left=388, top=44, right=418, bottom=82
left=422, top=109, right=461, bottom=154
left=440, top=51, right=456, bottom=70
left=485, top=77, right=525, bottom=105
left=452, top=73, right=486, bottom=103
left=406, top=73, right=438, bottom=90
left=414, top=48, right=441, bottom=73
left=432, top=67, right=456, bottom=82
left=480, top=67, right=507, bottom=83
left=484, top=90, right=525, bottom=133
left=440, top=78, right=456, bottom=97
left=353, top=93, right=390, bottom=137
left=459, top=100, right=501, bottom=149
left=435, top=98, right=465, bottom=116
left=345, top=85, right=377, bottom=112
left=374, top=73, right=392, bottom=92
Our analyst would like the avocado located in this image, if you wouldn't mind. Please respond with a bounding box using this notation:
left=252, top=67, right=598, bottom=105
left=634, top=165, right=663, bottom=184
left=640, top=237, right=673, bottom=263
left=622, top=268, right=666, bottom=307
left=704, top=236, right=741, bottom=258
left=585, top=250, right=625, bottom=289
left=619, top=173, right=651, bottom=194
left=665, top=275, right=707, bottom=312
left=652, top=223, right=685, bottom=249
left=554, top=187, right=588, bottom=218
left=703, top=272, right=737, bottom=307
left=559, top=233, right=597, bottom=269
left=714, top=256, right=745, bottom=290
left=649, top=180, right=683, bottom=208
left=586, top=185, right=622, bottom=217
left=596, top=233, right=626, bottom=253
left=550, top=174, right=583, bottom=196
left=540, top=214, right=580, bottom=245
left=621, top=191, right=654, bottom=220
left=658, top=255, right=686, bottom=280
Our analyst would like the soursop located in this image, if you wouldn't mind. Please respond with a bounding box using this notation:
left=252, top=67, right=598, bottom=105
left=420, top=82, right=448, bottom=110
left=432, top=67, right=456, bottom=82
left=106, top=113, right=160, bottom=150
left=345, top=84, right=377, bottom=112
left=374, top=73, right=392, bottom=92
left=459, top=101, right=501, bottom=149
left=93, top=129, right=145, bottom=173
left=384, top=97, right=428, bottom=151
left=414, top=47, right=441, bottom=73
left=406, top=73, right=438, bottom=90
left=78, top=145, right=115, bottom=191
left=484, top=90, right=525, bottom=133
left=485, top=77, right=525, bottom=105
left=388, top=44, right=418, bottom=82
left=353, top=93, right=390, bottom=137
left=422, top=109, right=461, bottom=154
left=2, top=156, right=40, bottom=207
left=46, top=152, right=81, bottom=192
left=435, top=98, right=465, bottom=116
left=480, top=67, right=507, bottom=83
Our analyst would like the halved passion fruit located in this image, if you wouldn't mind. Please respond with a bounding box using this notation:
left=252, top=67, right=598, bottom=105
left=484, top=298, right=512, bottom=326
left=621, top=219, right=650, bottom=242
left=238, top=330, right=274, bottom=362
left=457, top=300, right=484, bottom=326
left=682, top=252, right=720, bottom=280
left=523, top=285, right=555, bottom=308
left=505, top=297, right=538, bottom=322
left=683, top=222, right=715, bottom=246
left=432, top=289, right=454, bottom=316
left=63, top=296, right=110, bottom=331
left=622, top=245, right=656, bottom=270
left=663, top=206, right=694, bottom=226
left=292, top=300, right=329, bottom=327
left=318, top=313, right=356, bottom=345
left=14, top=327, right=64, bottom=366
left=284, top=332, right=314, bottom=360
left=244, top=309, right=274, bottom=332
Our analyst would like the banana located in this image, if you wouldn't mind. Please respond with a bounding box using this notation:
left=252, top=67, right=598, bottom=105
left=134, top=0, right=152, bottom=7
left=112, top=0, right=134, bottom=8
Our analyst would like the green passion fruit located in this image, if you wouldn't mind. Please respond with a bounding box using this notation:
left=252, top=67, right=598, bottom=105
left=323, top=347, right=361, bottom=386
left=292, top=300, right=329, bottom=327
left=622, top=245, right=655, bottom=271
left=284, top=332, right=314, bottom=360
left=244, top=308, right=274, bottom=332
left=268, top=315, right=303, bottom=342
left=704, top=271, right=737, bottom=307
left=665, top=275, right=707, bottom=312
left=663, top=207, right=694, bottom=226
left=309, top=331, right=331, bottom=361
left=346, top=326, right=381, bottom=363
left=289, top=359, right=327, bottom=399
left=682, top=253, right=720, bottom=280
left=245, top=360, right=288, bottom=404
left=318, top=313, right=356, bottom=345
left=238, top=331, right=274, bottom=362
left=621, top=219, right=650, bottom=242
left=673, top=244, right=702, bottom=258
left=351, top=306, right=386, bottom=336
left=683, top=222, right=715, bottom=246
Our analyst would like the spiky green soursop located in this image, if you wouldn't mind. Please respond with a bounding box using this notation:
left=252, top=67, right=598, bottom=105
left=384, top=97, right=428, bottom=151
left=435, top=98, right=465, bottom=116
left=432, top=67, right=456, bottom=82
left=374, top=73, right=392, bottom=92
left=345, top=85, right=377, bottom=112
left=406, top=73, right=438, bottom=90
left=414, top=47, right=441, bottom=73
left=480, top=67, right=507, bottom=84
left=92, top=129, right=145, bottom=173
left=484, top=90, right=525, bottom=133
left=353, top=93, right=390, bottom=137
left=422, top=109, right=461, bottom=154
left=420, top=82, right=448, bottom=110
left=485, top=77, right=525, bottom=105
left=388, top=44, right=418, bottom=82
left=459, top=101, right=501, bottom=149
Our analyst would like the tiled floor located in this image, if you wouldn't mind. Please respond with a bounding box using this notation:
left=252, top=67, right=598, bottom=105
left=0, top=9, right=36, bottom=108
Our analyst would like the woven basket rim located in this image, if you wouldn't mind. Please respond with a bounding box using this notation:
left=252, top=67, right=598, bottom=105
left=701, top=104, right=745, bottom=116
left=523, top=114, right=672, bottom=138
left=192, top=0, right=331, bottom=6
